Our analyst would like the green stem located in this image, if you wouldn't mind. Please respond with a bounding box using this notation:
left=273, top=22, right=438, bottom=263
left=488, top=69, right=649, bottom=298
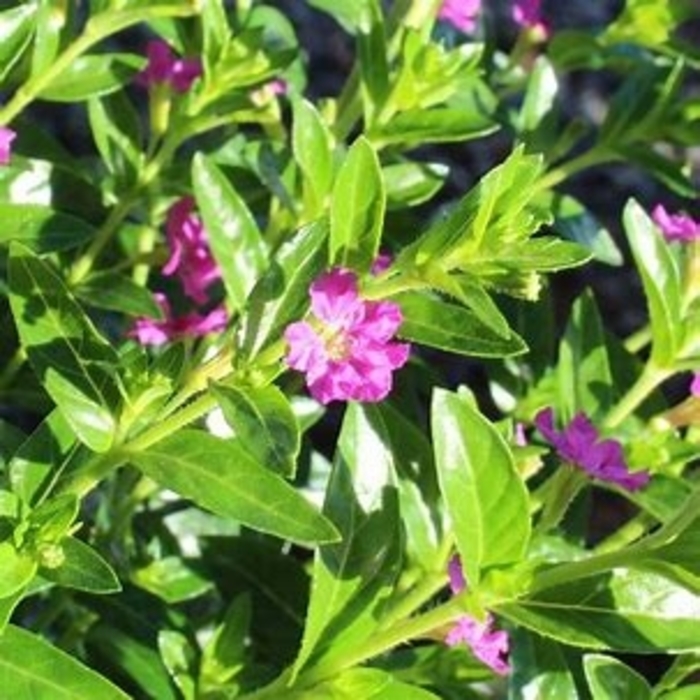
left=537, top=148, right=612, bottom=191
left=603, top=361, right=672, bottom=429
left=0, top=346, right=27, bottom=392
left=624, top=323, right=651, bottom=354
left=534, top=467, right=586, bottom=534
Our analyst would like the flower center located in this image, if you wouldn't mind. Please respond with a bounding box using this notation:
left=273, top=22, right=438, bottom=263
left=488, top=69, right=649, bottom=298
left=322, top=325, right=352, bottom=361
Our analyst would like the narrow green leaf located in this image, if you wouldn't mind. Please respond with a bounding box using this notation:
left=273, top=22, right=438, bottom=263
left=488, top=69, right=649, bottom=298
left=8, top=244, right=120, bottom=453
left=397, top=292, right=527, bottom=358
left=158, top=630, right=196, bottom=700
left=431, top=389, right=531, bottom=586
left=623, top=199, right=682, bottom=365
left=0, top=544, right=37, bottom=600
left=192, top=153, right=268, bottom=312
left=292, top=404, right=401, bottom=678
left=0, top=204, right=95, bottom=253
left=519, top=56, right=559, bottom=133
left=38, top=53, right=143, bottom=102
left=384, top=161, right=447, bottom=209
left=584, top=654, right=652, bottom=700
left=0, top=4, right=37, bottom=83
left=213, top=384, right=300, bottom=477
left=0, top=625, right=131, bottom=699
left=129, top=430, right=338, bottom=547
left=330, top=136, right=385, bottom=270
left=500, top=569, right=700, bottom=652
left=75, top=272, right=162, bottom=317
left=133, top=556, right=214, bottom=604
left=41, top=537, right=121, bottom=594
left=292, top=98, right=334, bottom=219
left=357, top=0, right=390, bottom=126
left=330, top=668, right=441, bottom=699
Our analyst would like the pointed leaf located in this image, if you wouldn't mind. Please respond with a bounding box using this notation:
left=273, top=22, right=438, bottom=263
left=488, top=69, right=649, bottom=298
left=584, top=654, right=652, bottom=700
left=431, top=389, right=530, bottom=586
left=192, top=153, right=268, bottom=312
left=129, top=430, right=338, bottom=547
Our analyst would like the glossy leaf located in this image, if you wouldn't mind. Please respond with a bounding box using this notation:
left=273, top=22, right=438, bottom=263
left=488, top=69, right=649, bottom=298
left=330, top=136, right=385, bottom=270
left=292, top=404, right=401, bottom=678
left=76, top=272, right=163, bottom=317
left=329, top=668, right=441, bottom=699
left=0, top=544, right=37, bottom=600
left=213, top=384, right=300, bottom=477
left=0, top=204, right=95, bottom=253
left=132, top=556, right=214, bottom=604
left=129, top=430, right=338, bottom=547
left=518, top=56, right=558, bottom=134
left=384, top=161, right=447, bottom=209
left=623, top=199, right=682, bottom=365
left=584, top=654, right=652, bottom=699
left=0, top=624, right=131, bottom=699
left=0, top=4, right=37, bottom=82
left=192, top=152, right=268, bottom=313
left=397, top=292, right=527, bottom=358
left=8, top=244, right=120, bottom=453
left=292, top=97, right=334, bottom=219
left=38, top=53, right=143, bottom=102
left=500, top=569, right=700, bottom=652
left=158, top=630, right=196, bottom=700
left=431, top=389, right=530, bottom=586
left=41, top=537, right=121, bottom=594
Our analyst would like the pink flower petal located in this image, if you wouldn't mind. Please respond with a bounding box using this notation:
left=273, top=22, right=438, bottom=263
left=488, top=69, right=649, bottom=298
left=652, top=204, right=700, bottom=243
left=0, top=126, right=16, bottom=165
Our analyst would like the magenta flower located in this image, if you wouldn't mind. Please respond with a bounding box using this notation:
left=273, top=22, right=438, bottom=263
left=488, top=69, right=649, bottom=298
left=651, top=204, right=700, bottom=243
left=446, top=556, right=511, bottom=676
left=163, top=197, right=221, bottom=304
left=370, top=253, right=393, bottom=276
left=137, top=40, right=202, bottom=93
left=284, top=268, right=410, bottom=404
left=534, top=408, right=650, bottom=491
left=438, top=0, right=481, bottom=33
left=129, top=294, right=227, bottom=346
left=512, top=0, right=549, bottom=36
left=691, top=373, right=700, bottom=397
left=0, top=126, right=16, bottom=165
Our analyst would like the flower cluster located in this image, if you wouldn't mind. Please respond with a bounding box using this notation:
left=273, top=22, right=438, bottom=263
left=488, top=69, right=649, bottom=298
left=130, top=198, right=227, bottom=346
left=535, top=408, right=650, bottom=490
left=0, top=126, right=16, bottom=165
left=446, top=556, right=511, bottom=676
left=652, top=204, right=700, bottom=243
left=137, top=39, right=202, bottom=93
left=284, top=268, right=410, bottom=404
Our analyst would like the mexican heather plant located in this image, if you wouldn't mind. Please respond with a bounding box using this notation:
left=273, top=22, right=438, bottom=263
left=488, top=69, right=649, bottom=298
left=0, top=1, right=699, bottom=698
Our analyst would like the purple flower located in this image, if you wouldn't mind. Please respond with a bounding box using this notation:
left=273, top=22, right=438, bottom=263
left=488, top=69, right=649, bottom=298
left=691, top=373, right=700, bottom=397
left=0, top=126, right=16, bottom=165
left=137, top=40, right=202, bottom=93
left=438, top=0, right=481, bottom=33
left=370, top=253, right=393, bottom=276
left=284, top=268, right=410, bottom=404
left=512, top=0, right=550, bottom=36
left=445, top=556, right=511, bottom=676
left=534, top=408, right=650, bottom=491
left=163, top=197, right=221, bottom=304
left=129, top=293, right=227, bottom=346
left=651, top=204, right=700, bottom=243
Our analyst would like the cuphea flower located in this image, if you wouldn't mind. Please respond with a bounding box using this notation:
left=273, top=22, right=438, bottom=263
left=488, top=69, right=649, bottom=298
left=438, top=0, right=481, bottom=33
left=691, top=373, right=700, bottom=397
left=512, top=0, right=550, bottom=37
left=284, top=268, right=410, bottom=404
left=137, top=40, right=202, bottom=93
left=534, top=408, right=650, bottom=491
left=446, top=556, right=511, bottom=676
left=129, top=293, right=227, bottom=346
left=651, top=204, right=700, bottom=243
left=0, top=126, right=16, bottom=165
left=163, top=197, right=221, bottom=304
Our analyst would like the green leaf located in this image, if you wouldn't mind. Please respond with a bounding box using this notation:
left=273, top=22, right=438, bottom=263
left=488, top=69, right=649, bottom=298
left=158, top=630, right=196, bottom=700
left=500, top=569, right=700, bottom=652
left=192, top=152, right=268, bottom=312
left=0, top=544, right=37, bottom=600
left=518, top=56, right=559, bottom=134
left=384, top=161, right=447, bottom=209
left=623, top=199, right=682, bottom=365
left=213, top=384, right=301, bottom=477
left=132, top=556, right=214, bottom=604
left=556, top=289, right=614, bottom=420
left=0, top=624, right=131, bottom=699
left=292, top=404, right=401, bottom=679
left=305, top=0, right=366, bottom=32
left=41, top=537, right=121, bottom=594
left=39, top=53, right=143, bottom=102
left=0, top=204, right=96, bottom=253
left=357, top=0, right=390, bottom=127
left=292, top=97, right=334, bottom=219
left=584, top=654, right=652, bottom=699
left=431, top=389, right=531, bottom=586
left=75, top=272, right=163, bottom=317
left=397, top=292, right=527, bottom=357
left=0, top=4, right=37, bottom=83
left=8, top=244, right=120, bottom=453
left=330, top=136, right=385, bottom=271
left=129, top=430, right=338, bottom=547
left=328, top=668, right=441, bottom=699
left=242, top=219, right=328, bottom=357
